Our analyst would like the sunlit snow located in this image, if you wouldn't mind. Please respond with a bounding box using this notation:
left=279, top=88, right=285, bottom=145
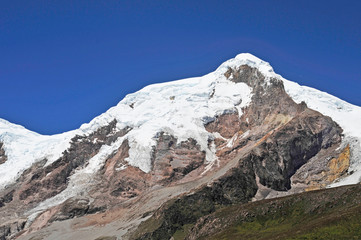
left=0, top=53, right=360, bottom=192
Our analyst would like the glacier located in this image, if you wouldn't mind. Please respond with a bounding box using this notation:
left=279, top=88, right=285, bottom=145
left=0, top=53, right=360, bottom=191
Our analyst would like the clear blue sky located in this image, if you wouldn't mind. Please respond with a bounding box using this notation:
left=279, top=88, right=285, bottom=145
left=1, top=1, right=360, bottom=134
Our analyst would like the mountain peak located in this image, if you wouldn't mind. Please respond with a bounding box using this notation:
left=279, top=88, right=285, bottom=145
left=216, top=53, right=276, bottom=79
left=234, top=53, right=266, bottom=64
left=1, top=53, right=361, bottom=240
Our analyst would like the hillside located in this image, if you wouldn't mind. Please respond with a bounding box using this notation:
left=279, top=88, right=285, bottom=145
left=188, top=183, right=361, bottom=240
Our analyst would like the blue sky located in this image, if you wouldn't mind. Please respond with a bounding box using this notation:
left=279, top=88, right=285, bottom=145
left=1, top=1, right=360, bottom=134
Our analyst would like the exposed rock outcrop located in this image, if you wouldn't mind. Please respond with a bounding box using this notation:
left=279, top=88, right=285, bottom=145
left=0, top=220, right=26, bottom=240
left=327, top=145, right=350, bottom=181
left=151, top=133, right=206, bottom=183
left=205, top=112, right=242, bottom=139
left=0, top=143, right=7, bottom=165
left=295, top=144, right=351, bottom=192
left=17, top=120, right=131, bottom=204
left=220, top=65, right=342, bottom=191
left=0, top=190, right=14, bottom=208
left=49, top=197, right=105, bottom=222
left=88, top=132, right=207, bottom=209
left=93, top=139, right=151, bottom=204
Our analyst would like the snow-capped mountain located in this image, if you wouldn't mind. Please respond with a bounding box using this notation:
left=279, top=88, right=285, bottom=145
left=0, top=53, right=360, bottom=240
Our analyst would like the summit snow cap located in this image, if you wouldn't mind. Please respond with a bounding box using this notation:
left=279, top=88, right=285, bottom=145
left=216, top=53, right=277, bottom=79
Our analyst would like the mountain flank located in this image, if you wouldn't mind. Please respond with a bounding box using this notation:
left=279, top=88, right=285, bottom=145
left=0, top=54, right=360, bottom=240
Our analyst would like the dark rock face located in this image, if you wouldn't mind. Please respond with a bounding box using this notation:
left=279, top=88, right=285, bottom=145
left=0, top=225, right=10, bottom=240
left=0, top=143, right=7, bottom=165
left=49, top=198, right=105, bottom=222
left=51, top=198, right=90, bottom=222
left=0, top=220, right=26, bottom=240
left=205, top=157, right=258, bottom=205
left=0, top=190, right=14, bottom=208
left=291, top=144, right=351, bottom=191
left=248, top=109, right=342, bottom=191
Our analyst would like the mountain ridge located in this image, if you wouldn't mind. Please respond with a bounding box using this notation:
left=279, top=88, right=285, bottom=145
left=0, top=53, right=360, bottom=240
left=1, top=53, right=360, bottom=189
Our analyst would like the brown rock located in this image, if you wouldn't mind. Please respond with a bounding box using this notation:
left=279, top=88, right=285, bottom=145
left=327, top=145, right=350, bottom=182
left=151, top=132, right=206, bottom=183
left=205, top=112, right=242, bottom=139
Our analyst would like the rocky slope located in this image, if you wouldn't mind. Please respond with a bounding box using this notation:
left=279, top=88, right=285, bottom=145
left=0, top=53, right=360, bottom=240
